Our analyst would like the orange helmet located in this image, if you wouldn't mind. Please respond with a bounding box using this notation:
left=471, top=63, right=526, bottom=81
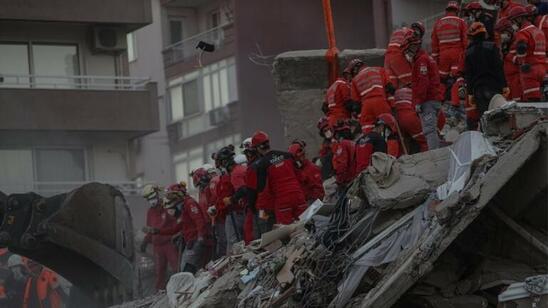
left=468, top=22, right=487, bottom=37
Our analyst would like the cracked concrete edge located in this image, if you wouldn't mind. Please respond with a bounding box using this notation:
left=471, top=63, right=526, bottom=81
left=358, top=122, right=547, bottom=308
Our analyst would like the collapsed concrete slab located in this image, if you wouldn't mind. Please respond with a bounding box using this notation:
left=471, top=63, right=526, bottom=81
left=361, top=147, right=450, bottom=210
left=272, top=48, right=385, bottom=155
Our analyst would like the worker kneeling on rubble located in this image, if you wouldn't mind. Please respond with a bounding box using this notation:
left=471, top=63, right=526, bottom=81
left=246, top=131, right=307, bottom=225
left=288, top=140, right=325, bottom=204
left=145, top=183, right=210, bottom=274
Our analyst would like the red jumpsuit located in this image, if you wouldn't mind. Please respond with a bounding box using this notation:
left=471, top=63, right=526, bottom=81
left=247, top=151, right=306, bottom=225
left=295, top=159, right=325, bottom=203
left=351, top=67, right=392, bottom=133
left=331, top=139, right=356, bottom=185
left=431, top=13, right=468, bottom=78
left=354, top=132, right=387, bottom=174
left=159, top=196, right=209, bottom=245
left=412, top=50, right=444, bottom=107
left=535, top=15, right=548, bottom=83
left=326, top=78, right=352, bottom=126
left=144, top=206, right=179, bottom=290
left=393, top=88, right=428, bottom=152
left=385, top=27, right=414, bottom=88
left=512, top=22, right=547, bottom=101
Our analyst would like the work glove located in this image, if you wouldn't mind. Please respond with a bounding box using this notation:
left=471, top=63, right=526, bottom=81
left=520, top=63, right=531, bottom=73
left=207, top=206, right=217, bottom=217
left=258, top=210, right=269, bottom=221
left=502, top=87, right=511, bottom=99
left=223, top=197, right=231, bottom=206
left=139, top=241, right=148, bottom=253
left=415, top=104, right=422, bottom=114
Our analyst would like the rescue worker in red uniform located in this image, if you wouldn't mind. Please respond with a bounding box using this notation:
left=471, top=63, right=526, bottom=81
left=496, top=17, right=523, bottom=100
left=349, top=59, right=394, bottom=133
left=325, top=67, right=357, bottom=126
left=246, top=131, right=307, bottom=225
left=147, top=183, right=209, bottom=274
left=528, top=4, right=548, bottom=99
left=431, top=1, right=468, bottom=96
left=393, top=87, right=428, bottom=152
left=508, top=5, right=547, bottom=101
left=242, top=138, right=275, bottom=236
left=407, top=36, right=444, bottom=150
left=205, top=166, right=226, bottom=259
left=385, top=27, right=414, bottom=88
left=376, top=113, right=403, bottom=158
left=331, top=121, right=356, bottom=187
left=354, top=118, right=388, bottom=175
left=288, top=140, right=325, bottom=204
left=140, top=184, right=179, bottom=290
left=214, top=146, right=246, bottom=254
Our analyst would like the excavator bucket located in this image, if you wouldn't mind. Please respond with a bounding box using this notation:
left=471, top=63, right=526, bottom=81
left=0, top=183, right=136, bottom=307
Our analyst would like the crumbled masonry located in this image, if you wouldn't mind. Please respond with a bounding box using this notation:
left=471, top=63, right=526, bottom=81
left=117, top=105, right=547, bottom=308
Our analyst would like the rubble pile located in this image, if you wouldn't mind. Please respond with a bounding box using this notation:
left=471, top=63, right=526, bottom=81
left=122, top=106, right=547, bottom=308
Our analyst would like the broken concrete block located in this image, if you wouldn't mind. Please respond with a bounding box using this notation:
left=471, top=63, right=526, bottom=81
left=166, top=272, right=194, bottom=308
left=362, top=148, right=450, bottom=210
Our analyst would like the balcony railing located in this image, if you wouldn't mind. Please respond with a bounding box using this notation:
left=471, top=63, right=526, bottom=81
left=0, top=74, right=150, bottom=91
left=162, top=22, right=234, bottom=67
left=0, top=181, right=150, bottom=197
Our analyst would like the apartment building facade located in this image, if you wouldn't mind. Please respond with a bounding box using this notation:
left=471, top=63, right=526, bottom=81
left=0, top=0, right=157, bottom=197
left=128, top=0, right=450, bottom=188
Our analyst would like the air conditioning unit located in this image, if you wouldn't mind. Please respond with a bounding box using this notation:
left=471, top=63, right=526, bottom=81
left=209, top=106, right=230, bottom=126
left=91, top=26, right=125, bottom=52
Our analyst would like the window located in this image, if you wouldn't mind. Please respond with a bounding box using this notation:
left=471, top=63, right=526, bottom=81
left=183, top=80, right=200, bottom=116
left=169, top=18, right=184, bottom=45
left=127, top=32, right=137, bottom=62
left=209, top=10, right=221, bottom=29
left=35, top=149, right=86, bottom=182
left=0, top=149, right=34, bottom=193
left=170, top=85, right=184, bottom=121
left=0, top=43, right=79, bottom=88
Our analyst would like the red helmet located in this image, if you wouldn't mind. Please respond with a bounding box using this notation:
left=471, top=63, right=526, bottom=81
left=411, top=21, right=425, bottom=38
left=464, top=1, right=482, bottom=11
left=164, top=182, right=187, bottom=206
left=507, top=5, right=528, bottom=20
left=375, top=113, right=398, bottom=133
left=190, top=167, right=208, bottom=187
left=251, top=130, right=269, bottom=147
left=446, top=1, right=459, bottom=11
left=495, top=17, right=513, bottom=32
left=288, top=142, right=305, bottom=160
left=317, top=116, right=329, bottom=131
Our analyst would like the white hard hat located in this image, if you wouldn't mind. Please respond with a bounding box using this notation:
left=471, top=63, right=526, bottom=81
left=142, top=184, right=160, bottom=198
left=7, top=255, right=23, bottom=268
left=240, top=137, right=252, bottom=149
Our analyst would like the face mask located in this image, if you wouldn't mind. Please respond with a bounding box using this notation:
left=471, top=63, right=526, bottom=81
left=500, top=33, right=511, bottom=43
left=12, top=267, right=26, bottom=281
left=467, top=16, right=475, bottom=24
left=324, top=130, right=333, bottom=139
left=166, top=208, right=176, bottom=216
left=384, top=128, right=392, bottom=138
left=147, top=198, right=159, bottom=207
left=511, top=23, right=519, bottom=31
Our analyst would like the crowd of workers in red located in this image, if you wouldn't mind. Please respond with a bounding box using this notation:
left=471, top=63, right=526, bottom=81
left=141, top=0, right=547, bottom=291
